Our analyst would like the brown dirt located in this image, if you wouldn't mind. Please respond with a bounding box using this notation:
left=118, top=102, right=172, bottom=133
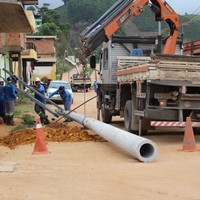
left=0, top=123, right=106, bottom=150
left=0, top=71, right=200, bottom=199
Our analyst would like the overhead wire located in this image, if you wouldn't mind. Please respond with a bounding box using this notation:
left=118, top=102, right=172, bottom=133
left=180, top=6, right=200, bottom=26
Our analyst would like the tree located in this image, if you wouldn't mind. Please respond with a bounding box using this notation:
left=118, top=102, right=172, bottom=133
left=43, top=3, right=50, bottom=7
left=36, top=22, right=60, bottom=35
left=27, top=6, right=36, bottom=15
left=32, top=6, right=72, bottom=60
left=62, top=0, right=70, bottom=5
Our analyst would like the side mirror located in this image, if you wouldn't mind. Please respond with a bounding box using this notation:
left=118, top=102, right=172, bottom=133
left=90, top=55, right=96, bottom=69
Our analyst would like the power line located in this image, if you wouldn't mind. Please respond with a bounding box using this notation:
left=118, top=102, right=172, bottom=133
left=180, top=6, right=200, bottom=26
left=191, top=6, right=200, bottom=15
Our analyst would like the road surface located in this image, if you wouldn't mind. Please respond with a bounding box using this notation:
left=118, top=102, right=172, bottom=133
left=0, top=72, right=200, bottom=199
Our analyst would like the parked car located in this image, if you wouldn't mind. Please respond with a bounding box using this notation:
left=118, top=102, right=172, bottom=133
left=46, top=80, right=73, bottom=103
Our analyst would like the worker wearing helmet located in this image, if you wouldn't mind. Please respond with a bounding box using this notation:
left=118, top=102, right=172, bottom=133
left=33, top=77, right=49, bottom=124
left=0, top=78, right=6, bottom=123
left=49, top=85, right=72, bottom=122
left=33, top=77, right=49, bottom=125
left=4, top=76, right=18, bottom=125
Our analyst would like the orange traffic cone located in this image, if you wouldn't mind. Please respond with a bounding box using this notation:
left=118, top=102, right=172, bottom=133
left=182, top=117, right=198, bottom=152
left=32, top=118, right=49, bottom=154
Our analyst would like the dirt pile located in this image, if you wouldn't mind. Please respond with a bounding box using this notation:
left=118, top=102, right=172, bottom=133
left=0, top=122, right=106, bottom=149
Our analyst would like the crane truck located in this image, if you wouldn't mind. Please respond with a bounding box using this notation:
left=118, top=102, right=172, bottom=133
left=78, top=0, right=200, bottom=135
left=65, top=56, right=92, bottom=92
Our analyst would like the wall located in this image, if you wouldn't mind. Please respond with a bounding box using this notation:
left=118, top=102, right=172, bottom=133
left=26, top=36, right=56, bottom=58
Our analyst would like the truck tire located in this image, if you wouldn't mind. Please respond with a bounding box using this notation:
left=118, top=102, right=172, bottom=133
left=124, top=101, right=132, bottom=132
left=102, top=104, right=112, bottom=123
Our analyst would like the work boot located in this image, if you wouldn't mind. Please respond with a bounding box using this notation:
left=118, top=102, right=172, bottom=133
left=43, top=117, right=50, bottom=125
left=10, top=115, right=16, bottom=125
left=40, top=114, right=50, bottom=125
left=5, top=116, right=9, bottom=125
left=6, top=116, right=13, bottom=126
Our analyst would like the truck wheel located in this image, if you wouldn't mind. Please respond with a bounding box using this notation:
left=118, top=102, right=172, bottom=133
left=124, top=101, right=132, bottom=132
left=102, top=104, right=112, bottom=123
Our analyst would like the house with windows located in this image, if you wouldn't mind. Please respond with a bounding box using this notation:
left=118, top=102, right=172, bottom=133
left=26, top=35, right=57, bottom=86
left=0, top=0, right=37, bottom=88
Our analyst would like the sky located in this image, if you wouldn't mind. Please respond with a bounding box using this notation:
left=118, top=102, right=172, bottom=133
left=39, top=0, right=200, bottom=15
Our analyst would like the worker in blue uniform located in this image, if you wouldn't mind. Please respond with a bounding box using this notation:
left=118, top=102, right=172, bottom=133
left=33, top=77, right=49, bottom=125
left=49, top=85, right=72, bottom=122
left=5, top=76, right=18, bottom=125
left=93, top=80, right=98, bottom=93
left=0, top=78, right=6, bottom=123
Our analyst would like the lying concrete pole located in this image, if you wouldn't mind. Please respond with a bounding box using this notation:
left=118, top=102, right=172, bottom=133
left=58, top=110, right=158, bottom=162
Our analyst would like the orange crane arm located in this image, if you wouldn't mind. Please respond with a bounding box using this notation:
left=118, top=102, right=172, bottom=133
left=78, top=0, right=179, bottom=61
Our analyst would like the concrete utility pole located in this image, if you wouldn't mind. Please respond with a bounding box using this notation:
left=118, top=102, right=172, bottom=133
left=61, top=110, right=158, bottom=162
left=60, top=50, right=67, bottom=80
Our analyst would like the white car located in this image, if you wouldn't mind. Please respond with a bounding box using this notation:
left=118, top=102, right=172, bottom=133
left=46, top=80, right=73, bottom=103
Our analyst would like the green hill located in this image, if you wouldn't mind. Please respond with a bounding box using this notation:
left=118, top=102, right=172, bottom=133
left=55, top=1, right=200, bottom=47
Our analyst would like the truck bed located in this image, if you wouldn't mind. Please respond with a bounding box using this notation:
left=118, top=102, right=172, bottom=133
left=116, top=55, right=200, bottom=83
left=71, top=74, right=92, bottom=91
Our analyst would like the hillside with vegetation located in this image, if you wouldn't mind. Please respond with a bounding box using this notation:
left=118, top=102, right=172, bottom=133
left=30, top=1, right=200, bottom=62
left=55, top=1, right=200, bottom=44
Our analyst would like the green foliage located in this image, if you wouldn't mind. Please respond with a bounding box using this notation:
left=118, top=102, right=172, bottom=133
left=14, top=110, right=21, bottom=117
left=15, top=98, right=34, bottom=116
left=88, top=68, right=93, bottom=76
left=56, top=0, right=116, bottom=48
left=80, top=68, right=93, bottom=76
left=39, top=6, right=60, bottom=24
left=179, top=14, right=200, bottom=42
left=62, top=0, right=70, bottom=5
left=67, top=0, right=116, bottom=24
left=27, top=6, right=36, bottom=15
left=12, top=109, right=35, bottom=131
left=16, top=91, right=33, bottom=105
left=33, top=1, right=200, bottom=60
left=21, top=114, right=35, bottom=125
left=32, top=6, right=71, bottom=60
left=56, top=61, right=74, bottom=76
left=182, top=20, right=200, bottom=41
left=11, top=125, right=28, bottom=132
left=56, top=1, right=200, bottom=45
left=133, top=6, right=158, bottom=32
left=36, top=22, right=61, bottom=35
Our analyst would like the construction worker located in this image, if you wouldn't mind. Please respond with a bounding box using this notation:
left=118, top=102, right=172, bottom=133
left=33, top=77, right=49, bottom=125
left=5, top=76, right=18, bottom=125
left=93, top=80, right=98, bottom=93
left=49, top=85, right=72, bottom=122
left=0, top=78, right=6, bottom=123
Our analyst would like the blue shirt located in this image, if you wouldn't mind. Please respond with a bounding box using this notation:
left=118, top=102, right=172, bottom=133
left=93, top=81, right=98, bottom=89
left=5, top=82, right=16, bottom=101
left=49, top=88, right=72, bottom=105
left=0, top=85, right=5, bottom=101
left=34, top=84, right=45, bottom=103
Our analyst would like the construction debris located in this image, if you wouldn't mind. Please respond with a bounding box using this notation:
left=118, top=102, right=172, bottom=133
left=0, top=122, right=107, bottom=149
